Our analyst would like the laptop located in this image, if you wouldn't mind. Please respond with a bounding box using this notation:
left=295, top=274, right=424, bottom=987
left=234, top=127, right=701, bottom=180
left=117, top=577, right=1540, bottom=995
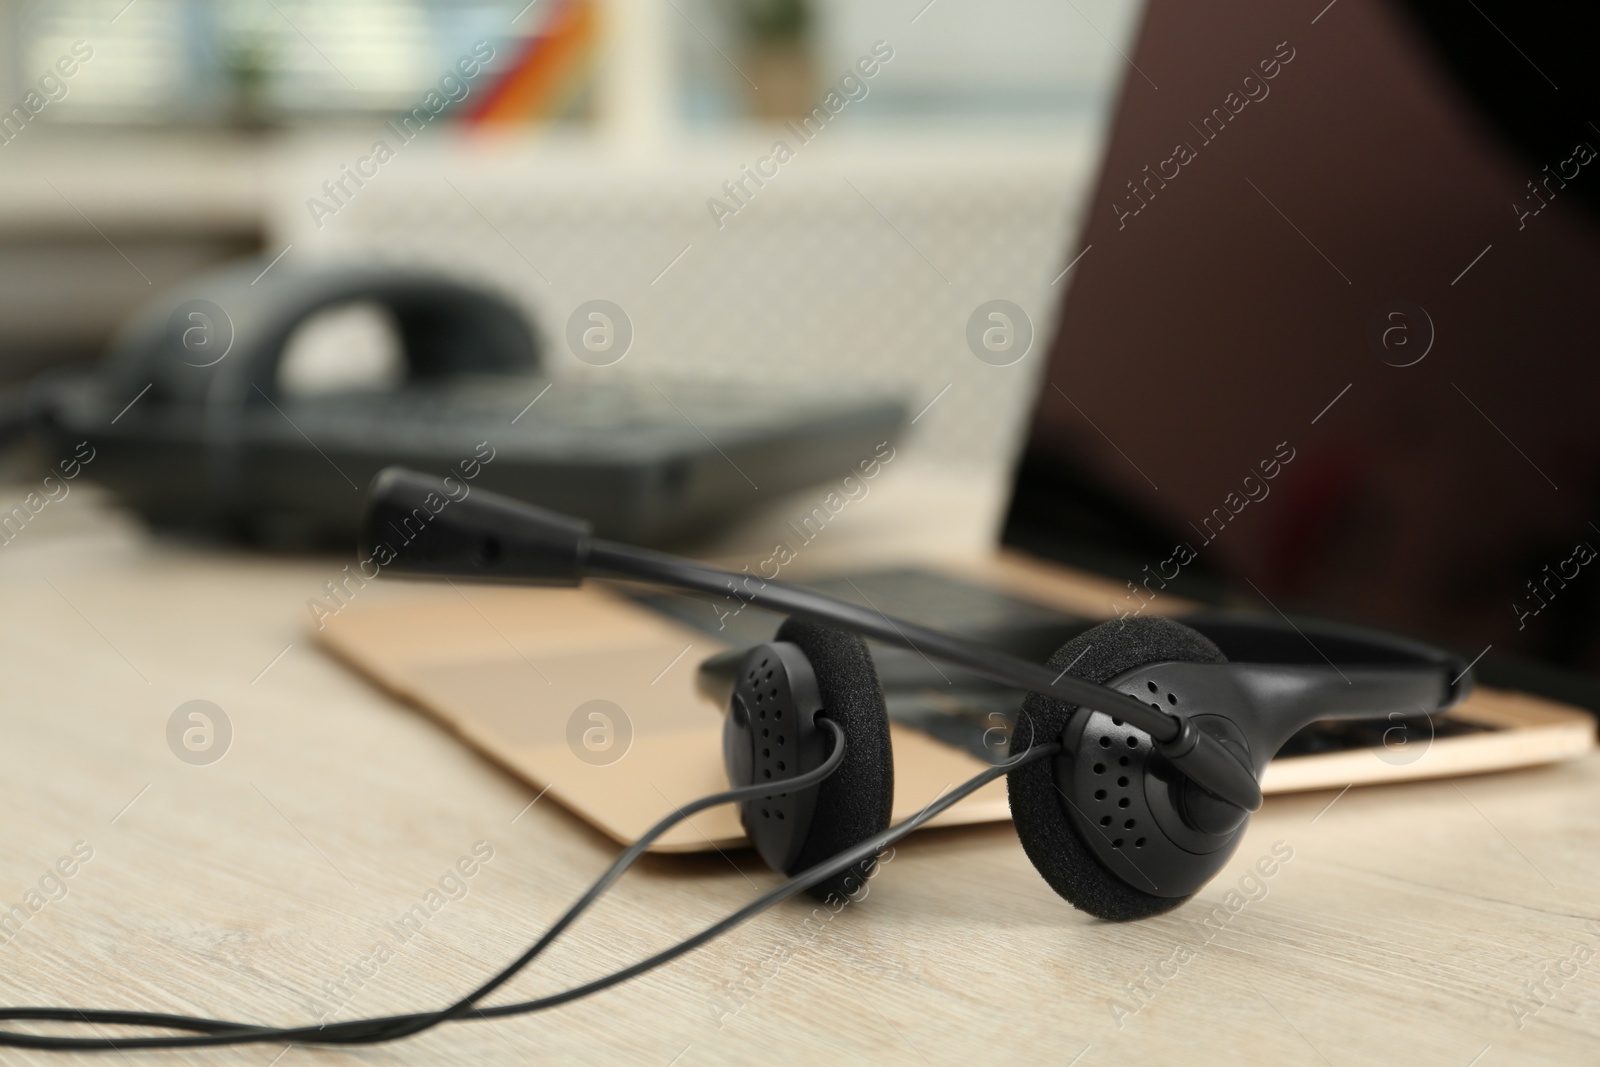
left=315, top=1, right=1597, bottom=850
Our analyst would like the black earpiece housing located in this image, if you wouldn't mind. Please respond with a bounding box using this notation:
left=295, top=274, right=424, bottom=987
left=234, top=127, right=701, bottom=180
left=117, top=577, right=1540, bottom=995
left=722, top=642, right=831, bottom=873
left=720, top=621, right=895, bottom=902
left=1051, top=665, right=1254, bottom=905
left=1010, top=612, right=1457, bottom=919
left=1009, top=617, right=1253, bottom=920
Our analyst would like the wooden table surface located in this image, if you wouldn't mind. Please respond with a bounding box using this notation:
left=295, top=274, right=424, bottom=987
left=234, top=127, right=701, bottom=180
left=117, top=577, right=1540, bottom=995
left=1, top=493, right=1598, bottom=1066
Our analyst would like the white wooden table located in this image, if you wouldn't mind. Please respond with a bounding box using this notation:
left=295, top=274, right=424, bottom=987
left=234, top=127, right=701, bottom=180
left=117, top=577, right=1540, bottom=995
left=0, top=490, right=1597, bottom=1065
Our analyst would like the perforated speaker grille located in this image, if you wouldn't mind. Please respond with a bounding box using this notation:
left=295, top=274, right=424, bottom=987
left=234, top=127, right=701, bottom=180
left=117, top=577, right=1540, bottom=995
left=1080, top=707, right=1154, bottom=855
left=724, top=642, right=828, bottom=873
left=744, top=653, right=793, bottom=821
left=1058, top=667, right=1247, bottom=900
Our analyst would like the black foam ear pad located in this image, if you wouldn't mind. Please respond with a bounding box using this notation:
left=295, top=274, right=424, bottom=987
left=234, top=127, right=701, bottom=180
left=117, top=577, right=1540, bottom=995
left=1007, top=616, right=1227, bottom=921
left=774, top=617, right=894, bottom=903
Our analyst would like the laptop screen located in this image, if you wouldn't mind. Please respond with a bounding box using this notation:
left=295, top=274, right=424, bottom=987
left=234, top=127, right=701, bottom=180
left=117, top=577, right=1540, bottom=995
left=1001, top=0, right=1600, bottom=700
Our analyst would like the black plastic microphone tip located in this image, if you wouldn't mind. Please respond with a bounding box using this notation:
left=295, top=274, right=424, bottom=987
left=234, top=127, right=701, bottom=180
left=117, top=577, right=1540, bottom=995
left=360, top=467, right=593, bottom=584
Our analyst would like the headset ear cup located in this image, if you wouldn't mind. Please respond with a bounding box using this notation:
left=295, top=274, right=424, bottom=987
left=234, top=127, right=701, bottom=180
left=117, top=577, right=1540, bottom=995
left=773, top=617, right=893, bottom=902
left=1007, top=616, right=1228, bottom=921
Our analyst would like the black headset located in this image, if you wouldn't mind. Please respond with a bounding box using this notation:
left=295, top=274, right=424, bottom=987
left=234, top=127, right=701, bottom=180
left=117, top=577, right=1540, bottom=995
left=0, top=468, right=1470, bottom=1051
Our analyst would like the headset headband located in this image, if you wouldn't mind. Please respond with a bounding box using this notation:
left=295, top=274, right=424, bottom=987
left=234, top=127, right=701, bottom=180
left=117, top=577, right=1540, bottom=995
left=361, top=468, right=1472, bottom=811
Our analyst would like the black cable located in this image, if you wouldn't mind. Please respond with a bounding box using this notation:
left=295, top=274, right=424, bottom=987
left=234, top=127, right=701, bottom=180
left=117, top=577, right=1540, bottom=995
left=352, top=716, right=849, bottom=1044
left=472, top=741, right=1058, bottom=1019
left=0, top=719, right=841, bottom=1050
left=584, top=540, right=1183, bottom=744
left=0, top=737, right=1058, bottom=1051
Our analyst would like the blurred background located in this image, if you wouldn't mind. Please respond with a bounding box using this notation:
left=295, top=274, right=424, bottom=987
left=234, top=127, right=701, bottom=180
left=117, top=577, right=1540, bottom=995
left=0, top=0, right=1136, bottom=548
left=0, top=0, right=1129, bottom=415
left=0, top=0, right=1145, bottom=587
left=2, top=0, right=1598, bottom=705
